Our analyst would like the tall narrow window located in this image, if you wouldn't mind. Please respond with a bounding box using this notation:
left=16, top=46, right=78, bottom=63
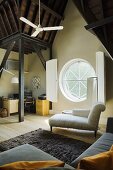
left=59, top=59, right=96, bottom=102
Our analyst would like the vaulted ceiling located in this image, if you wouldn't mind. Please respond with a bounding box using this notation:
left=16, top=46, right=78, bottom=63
left=0, top=0, right=68, bottom=54
left=73, top=0, right=113, bottom=59
left=1, top=0, right=113, bottom=58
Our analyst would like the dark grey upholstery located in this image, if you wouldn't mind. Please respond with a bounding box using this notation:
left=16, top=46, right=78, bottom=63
left=70, top=133, right=113, bottom=167
left=106, top=117, right=113, bottom=133
left=70, top=117, right=113, bottom=168
left=0, top=144, right=74, bottom=169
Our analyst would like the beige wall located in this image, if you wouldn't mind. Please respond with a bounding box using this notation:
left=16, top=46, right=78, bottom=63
left=25, top=49, right=49, bottom=99
left=0, top=48, right=28, bottom=97
left=0, top=45, right=48, bottom=100
left=52, top=0, right=113, bottom=125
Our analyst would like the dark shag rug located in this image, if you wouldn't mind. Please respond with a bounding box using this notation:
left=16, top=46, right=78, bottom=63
left=0, top=129, right=90, bottom=166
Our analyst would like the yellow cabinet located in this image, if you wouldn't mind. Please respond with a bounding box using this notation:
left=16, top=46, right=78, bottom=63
left=36, top=100, right=49, bottom=116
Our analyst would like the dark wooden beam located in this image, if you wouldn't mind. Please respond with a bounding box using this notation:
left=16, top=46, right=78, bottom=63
left=99, top=0, right=108, bottom=44
left=21, top=33, right=50, bottom=48
left=85, top=16, right=113, bottom=31
left=0, top=32, right=20, bottom=46
left=0, top=32, right=49, bottom=49
left=31, top=0, right=63, bottom=20
left=18, top=37, right=24, bottom=122
left=32, top=43, right=46, bottom=70
left=0, top=41, right=16, bottom=77
left=73, top=0, right=97, bottom=23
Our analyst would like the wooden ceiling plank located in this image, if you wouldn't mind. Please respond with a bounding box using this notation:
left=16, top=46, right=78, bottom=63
left=28, top=5, right=38, bottom=35
left=0, top=26, right=4, bottom=38
left=5, top=1, right=18, bottom=32
left=31, top=0, right=63, bottom=20
left=48, top=0, right=68, bottom=43
left=38, top=9, right=46, bottom=39
left=0, top=14, right=8, bottom=36
left=20, top=0, right=27, bottom=17
left=24, top=3, right=35, bottom=34
left=40, top=0, right=55, bottom=40
left=20, top=0, right=31, bottom=32
left=10, top=0, right=19, bottom=29
left=43, top=15, right=55, bottom=41
left=31, top=8, right=39, bottom=32
left=41, top=12, right=52, bottom=40
left=0, top=41, right=16, bottom=78
left=0, top=5, right=13, bottom=34
left=49, top=18, right=60, bottom=44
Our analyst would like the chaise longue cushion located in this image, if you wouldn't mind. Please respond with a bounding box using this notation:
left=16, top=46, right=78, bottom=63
left=49, top=114, right=95, bottom=131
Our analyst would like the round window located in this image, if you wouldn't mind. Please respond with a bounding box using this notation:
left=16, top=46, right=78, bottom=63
left=59, top=59, right=96, bottom=102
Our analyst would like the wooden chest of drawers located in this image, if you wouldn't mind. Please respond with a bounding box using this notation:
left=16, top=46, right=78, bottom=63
left=3, top=99, right=18, bottom=116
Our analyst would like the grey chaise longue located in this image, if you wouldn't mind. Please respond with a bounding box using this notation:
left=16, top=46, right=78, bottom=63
left=49, top=102, right=106, bottom=137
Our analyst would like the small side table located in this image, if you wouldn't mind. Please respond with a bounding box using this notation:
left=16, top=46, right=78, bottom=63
left=36, top=99, right=49, bottom=116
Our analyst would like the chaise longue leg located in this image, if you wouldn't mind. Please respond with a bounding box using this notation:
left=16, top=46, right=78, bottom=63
left=94, top=130, right=97, bottom=138
left=50, top=126, right=52, bottom=132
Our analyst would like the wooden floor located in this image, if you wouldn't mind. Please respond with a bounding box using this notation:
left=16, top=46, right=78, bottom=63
left=0, top=113, right=104, bottom=144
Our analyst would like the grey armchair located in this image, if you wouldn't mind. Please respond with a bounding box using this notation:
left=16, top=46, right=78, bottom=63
left=49, top=102, right=106, bottom=137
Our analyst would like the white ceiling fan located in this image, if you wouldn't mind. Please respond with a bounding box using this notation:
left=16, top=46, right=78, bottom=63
left=20, top=0, right=63, bottom=37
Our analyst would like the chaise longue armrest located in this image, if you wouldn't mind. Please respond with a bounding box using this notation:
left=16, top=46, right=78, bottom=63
left=72, top=109, right=90, bottom=118
left=106, top=117, right=113, bottom=133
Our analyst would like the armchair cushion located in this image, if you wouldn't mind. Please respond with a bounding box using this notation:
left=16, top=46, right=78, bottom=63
left=78, top=150, right=113, bottom=170
left=0, top=160, right=65, bottom=170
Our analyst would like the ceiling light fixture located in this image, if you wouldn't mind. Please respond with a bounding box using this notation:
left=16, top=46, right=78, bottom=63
left=11, top=76, right=19, bottom=84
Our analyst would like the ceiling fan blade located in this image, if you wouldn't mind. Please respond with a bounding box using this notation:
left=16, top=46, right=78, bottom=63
left=31, top=29, right=42, bottom=37
left=20, top=17, right=37, bottom=29
left=31, top=27, right=43, bottom=37
left=43, top=26, right=63, bottom=31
